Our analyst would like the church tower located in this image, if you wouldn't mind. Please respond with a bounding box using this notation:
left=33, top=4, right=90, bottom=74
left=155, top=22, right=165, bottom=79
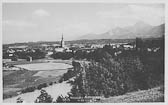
left=61, top=33, right=64, bottom=48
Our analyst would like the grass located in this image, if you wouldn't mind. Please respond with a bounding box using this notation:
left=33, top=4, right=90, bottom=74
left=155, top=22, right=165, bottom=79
left=3, top=59, right=73, bottom=99
left=3, top=70, right=38, bottom=86
left=99, top=86, right=164, bottom=103
left=3, top=70, right=62, bottom=99
left=3, top=71, right=15, bottom=76
left=5, top=60, right=47, bottom=65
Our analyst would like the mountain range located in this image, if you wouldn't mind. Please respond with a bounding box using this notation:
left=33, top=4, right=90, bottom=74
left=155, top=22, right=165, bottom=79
left=79, top=21, right=165, bottom=40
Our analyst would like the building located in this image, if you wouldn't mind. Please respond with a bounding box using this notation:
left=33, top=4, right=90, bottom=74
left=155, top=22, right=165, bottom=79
left=54, top=34, right=65, bottom=52
left=61, top=34, right=65, bottom=48
left=27, top=56, right=33, bottom=62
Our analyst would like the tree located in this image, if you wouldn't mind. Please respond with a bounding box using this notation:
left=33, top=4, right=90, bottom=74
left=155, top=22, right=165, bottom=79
left=16, top=97, right=23, bottom=103
left=136, top=37, right=143, bottom=51
left=119, top=56, right=147, bottom=91
left=56, top=95, right=64, bottom=103
left=35, top=89, right=53, bottom=103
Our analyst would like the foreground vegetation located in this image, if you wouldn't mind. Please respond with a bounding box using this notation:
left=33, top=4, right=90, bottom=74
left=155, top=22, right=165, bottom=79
left=68, top=37, right=164, bottom=101
left=27, top=37, right=164, bottom=103
left=99, top=86, right=164, bottom=103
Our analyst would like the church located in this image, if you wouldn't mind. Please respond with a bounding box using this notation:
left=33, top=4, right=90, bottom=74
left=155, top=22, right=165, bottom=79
left=54, top=34, right=65, bottom=52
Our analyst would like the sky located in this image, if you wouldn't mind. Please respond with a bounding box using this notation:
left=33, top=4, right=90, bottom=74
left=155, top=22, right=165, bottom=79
left=2, top=3, right=165, bottom=44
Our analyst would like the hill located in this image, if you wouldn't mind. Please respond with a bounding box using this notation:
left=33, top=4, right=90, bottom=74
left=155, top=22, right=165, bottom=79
left=99, top=86, right=164, bottom=103
left=79, top=22, right=165, bottom=40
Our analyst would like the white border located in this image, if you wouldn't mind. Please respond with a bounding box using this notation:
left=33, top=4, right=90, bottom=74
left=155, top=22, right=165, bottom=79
left=0, top=0, right=167, bottom=105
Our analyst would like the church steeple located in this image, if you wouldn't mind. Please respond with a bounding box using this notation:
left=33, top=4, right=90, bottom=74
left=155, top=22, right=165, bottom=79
left=61, top=33, right=64, bottom=48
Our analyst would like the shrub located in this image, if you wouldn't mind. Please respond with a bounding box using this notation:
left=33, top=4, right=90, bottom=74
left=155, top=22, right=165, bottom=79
left=56, top=95, right=64, bottom=103
left=21, top=86, right=36, bottom=93
left=37, top=83, right=48, bottom=90
left=16, top=97, right=24, bottom=103
left=35, top=89, right=53, bottom=103
left=49, top=82, right=53, bottom=86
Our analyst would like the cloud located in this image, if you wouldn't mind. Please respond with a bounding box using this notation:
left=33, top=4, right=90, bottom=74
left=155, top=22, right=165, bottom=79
left=54, top=22, right=111, bottom=39
left=3, top=20, right=37, bottom=28
left=128, top=5, right=164, bottom=25
left=55, top=22, right=91, bottom=36
left=129, top=5, right=164, bottom=17
left=33, top=9, right=50, bottom=17
left=96, top=4, right=164, bottom=26
left=97, top=11, right=137, bottom=20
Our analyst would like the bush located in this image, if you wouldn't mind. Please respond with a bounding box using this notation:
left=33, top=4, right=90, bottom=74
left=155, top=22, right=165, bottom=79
left=49, top=82, right=53, bottom=86
left=35, top=89, right=53, bottom=103
left=59, top=78, right=63, bottom=83
left=56, top=95, right=64, bottom=103
left=21, top=86, right=36, bottom=93
left=16, top=97, right=24, bottom=103
left=37, top=83, right=48, bottom=90
left=51, top=52, right=73, bottom=60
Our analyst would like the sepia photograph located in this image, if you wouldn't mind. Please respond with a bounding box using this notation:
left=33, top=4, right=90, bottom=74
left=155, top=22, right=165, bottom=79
left=2, top=0, right=166, bottom=103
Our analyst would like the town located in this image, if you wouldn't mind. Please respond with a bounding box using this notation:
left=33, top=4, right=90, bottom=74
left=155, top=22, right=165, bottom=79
left=3, top=2, right=165, bottom=103
left=3, top=34, right=164, bottom=103
left=3, top=34, right=161, bottom=64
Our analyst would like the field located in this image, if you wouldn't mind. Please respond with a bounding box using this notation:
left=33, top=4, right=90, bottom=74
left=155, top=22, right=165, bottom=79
left=3, top=62, right=73, bottom=99
left=15, top=63, right=72, bottom=71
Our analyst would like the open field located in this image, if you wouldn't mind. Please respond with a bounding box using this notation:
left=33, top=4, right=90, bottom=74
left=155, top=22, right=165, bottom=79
left=34, top=70, right=68, bottom=78
left=3, top=61, right=73, bottom=100
left=4, top=59, right=73, bottom=65
left=3, top=70, right=38, bottom=99
left=3, top=69, right=66, bottom=99
left=15, top=63, right=72, bottom=71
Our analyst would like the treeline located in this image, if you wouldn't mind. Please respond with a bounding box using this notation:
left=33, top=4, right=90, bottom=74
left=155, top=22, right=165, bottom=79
left=50, top=52, right=73, bottom=60
left=59, top=61, right=81, bottom=83
left=20, top=81, right=58, bottom=94
left=50, top=46, right=115, bottom=60
left=17, top=89, right=85, bottom=103
left=3, top=49, right=46, bottom=60
left=69, top=37, right=164, bottom=98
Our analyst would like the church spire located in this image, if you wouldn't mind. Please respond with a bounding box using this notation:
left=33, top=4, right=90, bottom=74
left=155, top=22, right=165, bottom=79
left=62, top=33, right=63, bottom=40
left=61, top=33, right=64, bottom=48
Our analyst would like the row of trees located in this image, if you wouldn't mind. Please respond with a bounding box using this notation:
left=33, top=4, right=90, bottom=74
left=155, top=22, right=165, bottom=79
left=21, top=81, right=58, bottom=94
left=3, top=49, right=46, bottom=60
left=59, top=61, right=81, bottom=83
left=17, top=89, right=83, bottom=103
left=15, top=49, right=46, bottom=60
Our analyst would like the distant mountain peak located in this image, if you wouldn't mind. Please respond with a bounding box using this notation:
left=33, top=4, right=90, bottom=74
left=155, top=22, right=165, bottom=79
left=134, top=21, right=151, bottom=27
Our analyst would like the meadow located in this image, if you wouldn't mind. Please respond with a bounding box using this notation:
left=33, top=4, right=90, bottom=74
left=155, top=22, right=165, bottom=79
left=3, top=61, right=73, bottom=100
